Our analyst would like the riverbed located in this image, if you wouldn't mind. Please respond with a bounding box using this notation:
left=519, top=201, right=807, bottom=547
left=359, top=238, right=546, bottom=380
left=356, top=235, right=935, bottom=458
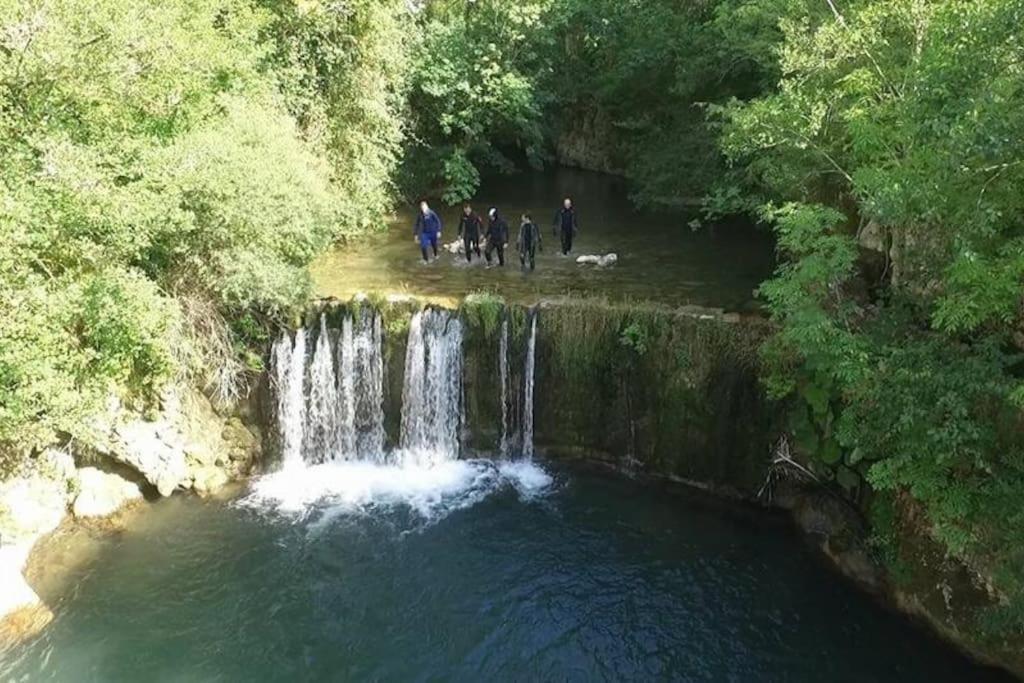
left=311, top=168, right=775, bottom=310
left=1, top=462, right=1010, bottom=682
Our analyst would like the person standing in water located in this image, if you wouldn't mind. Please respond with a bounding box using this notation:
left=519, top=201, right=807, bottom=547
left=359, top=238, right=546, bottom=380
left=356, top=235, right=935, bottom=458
left=484, top=207, right=509, bottom=267
left=413, top=200, right=442, bottom=263
left=458, top=203, right=483, bottom=262
left=517, top=213, right=542, bottom=271
left=552, top=197, right=578, bottom=255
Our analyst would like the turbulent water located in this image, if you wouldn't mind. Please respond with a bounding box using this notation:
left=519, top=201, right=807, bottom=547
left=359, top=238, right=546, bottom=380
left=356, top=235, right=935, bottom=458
left=3, top=465, right=1011, bottom=683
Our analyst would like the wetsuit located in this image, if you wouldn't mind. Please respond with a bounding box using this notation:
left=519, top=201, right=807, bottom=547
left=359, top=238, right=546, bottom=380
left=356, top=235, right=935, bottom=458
left=485, top=212, right=509, bottom=266
left=553, top=206, right=578, bottom=255
left=458, top=211, right=483, bottom=262
left=413, top=209, right=442, bottom=262
left=517, top=220, right=541, bottom=271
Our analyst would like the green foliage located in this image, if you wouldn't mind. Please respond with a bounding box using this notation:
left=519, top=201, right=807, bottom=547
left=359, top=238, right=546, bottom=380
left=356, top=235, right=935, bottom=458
left=256, top=0, right=410, bottom=228
left=542, top=0, right=788, bottom=206
left=0, top=0, right=407, bottom=455
left=722, top=0, right=1024, bottom=636
left=401, top=0, right=553, bottom=203
left=461, top=292, right=506, bottom=338
left=619, top=322, right=649, bottom=357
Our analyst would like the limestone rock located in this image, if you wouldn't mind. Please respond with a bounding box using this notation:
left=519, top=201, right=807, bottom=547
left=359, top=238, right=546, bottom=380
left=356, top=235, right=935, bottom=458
left=111, top=419, right=189, bottom=497
left=72, top=468, right=142, bottom=518
left=223, top=418, right=260, bottom=466
left=191, top=466, right=229, bottom=497
left=0, top=545, right=43, bottom=625
left=0, top=473, right=69, bottom=543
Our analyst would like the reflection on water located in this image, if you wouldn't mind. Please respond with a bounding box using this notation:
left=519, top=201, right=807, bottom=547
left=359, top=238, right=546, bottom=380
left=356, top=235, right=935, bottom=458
left=312, top=168, right=775, bottom=309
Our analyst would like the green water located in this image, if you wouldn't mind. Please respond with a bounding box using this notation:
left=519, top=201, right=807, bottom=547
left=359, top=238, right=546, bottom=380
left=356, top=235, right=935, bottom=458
left=311, top=168, right=775, bottom=309
left=2, top=461, right=1010, bottom=682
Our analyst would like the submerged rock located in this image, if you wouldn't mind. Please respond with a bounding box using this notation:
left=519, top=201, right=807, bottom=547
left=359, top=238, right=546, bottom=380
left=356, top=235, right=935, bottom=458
left=72, top=468, right=142, bottom=518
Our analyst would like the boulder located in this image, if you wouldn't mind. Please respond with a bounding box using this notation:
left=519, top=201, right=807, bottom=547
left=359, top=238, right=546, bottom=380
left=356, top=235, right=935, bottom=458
left=111, top=419, right=189, bottom=496
left=72, top=468, right=142, bottom=518
left=0, top=473, right=69, bottom=543
left=191, top=466, right=229, bottom=497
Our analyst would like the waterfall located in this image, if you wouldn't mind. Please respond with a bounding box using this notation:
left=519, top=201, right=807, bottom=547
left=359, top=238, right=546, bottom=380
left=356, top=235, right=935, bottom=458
left=522, top=312, right=538, bottom=459
left=271, top=310, right=386, bottom=467
left=499, top=317, right=510, bottom=458
left=271, top=327, right=307, bottom=469
left=353, top=310, right=386, bottom=460
left=399, top=308, right=463, bottom=466
left=305, top=316, right=341, bottom=463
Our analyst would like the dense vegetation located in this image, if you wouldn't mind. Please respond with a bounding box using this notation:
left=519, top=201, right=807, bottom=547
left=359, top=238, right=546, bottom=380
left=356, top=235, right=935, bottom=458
left=409, top=0, right=1024, bottom=642
left=3, top=0, right=1023, bottom=649
left=0, top=0, right=408, bottom=460
left=719, top=0, right=1024, bottom=636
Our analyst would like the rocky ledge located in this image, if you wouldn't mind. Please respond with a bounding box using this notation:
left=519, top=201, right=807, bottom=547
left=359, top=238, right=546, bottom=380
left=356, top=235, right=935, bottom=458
left=0, top=385, right=261, bottom=638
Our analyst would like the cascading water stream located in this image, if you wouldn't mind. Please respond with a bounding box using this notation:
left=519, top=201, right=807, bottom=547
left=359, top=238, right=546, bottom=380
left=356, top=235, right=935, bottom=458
left=271, top=327, right=307, bottom=470
left=399, top=308, right=464, bottom=466
left=499, top=317, right=510, bottom=458
left=271, top=311, right=385, bottom=466
left=522, top=311, right=537, bottom=459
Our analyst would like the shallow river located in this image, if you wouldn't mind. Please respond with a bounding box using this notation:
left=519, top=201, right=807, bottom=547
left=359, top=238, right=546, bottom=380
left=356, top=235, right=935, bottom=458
left=2, top=461, right=1010, bottom=682
left=311, top=168, right=775, bottom=310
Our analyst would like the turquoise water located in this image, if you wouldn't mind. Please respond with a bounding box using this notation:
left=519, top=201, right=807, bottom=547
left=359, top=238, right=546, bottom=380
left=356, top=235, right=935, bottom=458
left=3, top=462, right=1010, bottom=682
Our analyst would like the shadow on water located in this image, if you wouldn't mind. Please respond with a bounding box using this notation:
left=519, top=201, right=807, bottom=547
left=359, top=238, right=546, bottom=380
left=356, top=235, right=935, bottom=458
left=311, top=168, right=776, bottom=310
left=2, top=462, right=1014, bottom=682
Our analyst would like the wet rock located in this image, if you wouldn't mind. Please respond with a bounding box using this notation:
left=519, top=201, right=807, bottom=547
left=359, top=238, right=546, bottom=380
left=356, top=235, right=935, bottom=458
left=192, top=466, right=229, bottom=497
left=790, top=488, right=883, bottom=592
left=72, top=468, right=142, bottom=518
left=223, top=418, right=261, bottom=467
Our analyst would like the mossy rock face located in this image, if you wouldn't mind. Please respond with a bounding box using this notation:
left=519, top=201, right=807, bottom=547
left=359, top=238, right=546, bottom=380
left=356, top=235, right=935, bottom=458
left=531, top=300, right=775, bottom=495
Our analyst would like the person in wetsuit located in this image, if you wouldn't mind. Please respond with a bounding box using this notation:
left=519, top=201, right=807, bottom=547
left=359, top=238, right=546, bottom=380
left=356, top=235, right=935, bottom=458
left=484, top=207, right=509, bottom=267
left=458, top=204, right=483, bottom=262
left=517, top=213, right=542, bottom=271
left=552, top=197, right=578, bottom=255
left=413, top=200, right=442, bottom=262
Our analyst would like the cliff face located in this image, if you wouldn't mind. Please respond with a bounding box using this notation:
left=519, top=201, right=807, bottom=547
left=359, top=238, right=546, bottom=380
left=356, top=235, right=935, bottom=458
left=554, top=105, right=624, bottom=176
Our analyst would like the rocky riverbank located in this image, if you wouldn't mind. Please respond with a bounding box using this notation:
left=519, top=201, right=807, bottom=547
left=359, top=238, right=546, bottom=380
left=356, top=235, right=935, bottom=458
left=0, top=385, right=261, bottom=643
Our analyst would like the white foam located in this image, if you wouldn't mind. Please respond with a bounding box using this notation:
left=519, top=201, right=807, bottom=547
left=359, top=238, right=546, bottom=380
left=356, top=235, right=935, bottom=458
left=240, top=459, right=553, bottom=528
